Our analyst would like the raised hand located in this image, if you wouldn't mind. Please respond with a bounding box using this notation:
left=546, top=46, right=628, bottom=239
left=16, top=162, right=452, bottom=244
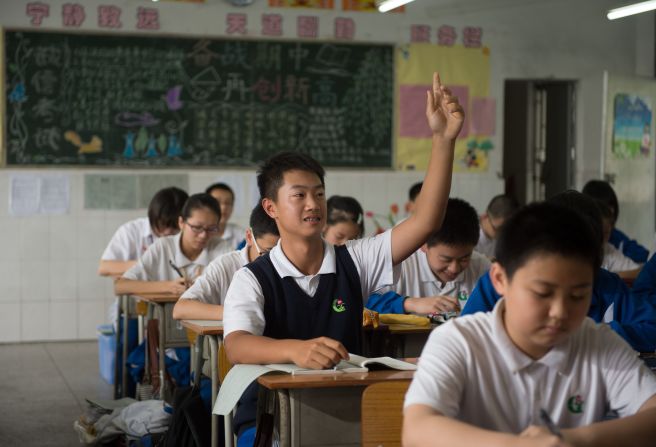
left=425, top=72, right=465, bottom=140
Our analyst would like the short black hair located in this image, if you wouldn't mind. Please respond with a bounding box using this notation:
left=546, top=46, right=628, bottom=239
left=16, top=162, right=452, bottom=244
left=495, top=202, right=602, bottom=280
left=486, top=194, right=520, bottom=219
left=426, top=198, right=479, bottom=247
left=326, top=195, right=365, bottom=237
left=249, top=204, right=279, bottom=239
left=205, top=182, right=235, bottom=202
left=181, top=193, right=221, bottom=222
left=408, top=182, right=423, bottom=202
left=257, top=151, right=325, bottom=201
left=582, top=180, right=619, bottom=224
left=148, top=187, right=189, bottom=231
left=547, top=190, right=603, bottom=248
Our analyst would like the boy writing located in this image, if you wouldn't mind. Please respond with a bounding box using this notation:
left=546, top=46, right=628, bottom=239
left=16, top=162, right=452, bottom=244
left=223, top=72, right=463, bottom=441
left=475, top=194, right=519, bottom=259
left=403, top=202, right=656, bottom=447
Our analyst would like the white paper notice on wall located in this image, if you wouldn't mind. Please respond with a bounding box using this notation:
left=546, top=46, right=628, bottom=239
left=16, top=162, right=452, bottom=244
left=9, top=174, right=70, bottom=217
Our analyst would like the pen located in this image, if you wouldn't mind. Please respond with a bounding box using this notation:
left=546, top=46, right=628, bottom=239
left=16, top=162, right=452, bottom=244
left=169, top=260, right=184, bottom=278
left=539, top=408, right=563, bottom=439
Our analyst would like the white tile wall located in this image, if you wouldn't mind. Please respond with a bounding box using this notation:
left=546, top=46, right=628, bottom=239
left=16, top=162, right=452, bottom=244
left=78, top=301, right=107, bottom=339
left=0, top=302, right=21, bottom=342
left=21, top=301, right=50, bottom=341
left=50, top=300, right=78, bottom=340
left=0, top=260, right=22, bottom=302
left=49, top=261, right=78, bottom=302
left=20, top=261, right=51, bottom=302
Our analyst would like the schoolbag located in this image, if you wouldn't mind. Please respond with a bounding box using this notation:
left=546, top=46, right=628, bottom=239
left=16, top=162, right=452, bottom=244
left=161, top=384, right=217, bottom=447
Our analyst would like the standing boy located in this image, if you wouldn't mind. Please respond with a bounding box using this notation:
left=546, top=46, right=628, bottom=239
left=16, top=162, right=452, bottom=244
left=403, top=202, right=656, bottom=447
left=223, top=72, right=464, bottom=442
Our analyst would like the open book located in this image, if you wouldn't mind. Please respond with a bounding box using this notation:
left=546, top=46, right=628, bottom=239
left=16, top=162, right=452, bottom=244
left=213, top=354, right=417, bottom=415
left=266, top=353, right=416, bottom=375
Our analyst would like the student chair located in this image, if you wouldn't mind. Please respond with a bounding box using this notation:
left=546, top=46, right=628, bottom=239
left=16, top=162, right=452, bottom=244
left=361, top=380, right=411, bottom=447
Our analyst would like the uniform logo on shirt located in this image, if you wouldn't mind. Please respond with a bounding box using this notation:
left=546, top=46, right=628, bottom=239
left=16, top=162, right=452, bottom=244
left=567, top=394, right=584, bottom=414
left=332, top=298, right=346, bottom=313
left=457, top=291, right=468, bottom=301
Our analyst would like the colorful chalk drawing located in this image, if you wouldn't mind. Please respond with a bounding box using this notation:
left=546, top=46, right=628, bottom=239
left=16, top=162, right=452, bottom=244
left=122, top=131, right=136, bottom=158
left=64, top=131, right=103, bottom=154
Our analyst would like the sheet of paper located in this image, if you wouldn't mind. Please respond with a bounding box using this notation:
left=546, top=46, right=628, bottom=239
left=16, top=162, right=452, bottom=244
left=470, top=97, right=496, bottom=136
left=39, top=175, right=70, bottom=214
left=10, top=174, right=40, bottom=217
left=213, top=364, right=274, bottom=416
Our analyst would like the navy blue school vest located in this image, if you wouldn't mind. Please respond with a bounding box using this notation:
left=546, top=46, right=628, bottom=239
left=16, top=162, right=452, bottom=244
left=246, top=244, right=364, bottom=354
left=233, top=244, right=364, bottom=437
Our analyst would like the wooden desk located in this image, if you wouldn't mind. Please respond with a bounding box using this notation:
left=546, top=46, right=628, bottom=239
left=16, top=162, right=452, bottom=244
left=133, top=292, right=181, bottom=402
left=257, top=369, right=415, bottom=447
left=365, top=323, right=434, bottom=358
left=180, top=320, right=226, bottom=447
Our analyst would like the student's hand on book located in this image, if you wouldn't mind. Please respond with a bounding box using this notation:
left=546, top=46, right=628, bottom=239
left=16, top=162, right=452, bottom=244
left=289, top=337, right=349, bottom=370
left=426, top=72, right=465, bottom=141
left=165, top=278, right=189, bottom=295
left=404, top=295, right=459, bottom=315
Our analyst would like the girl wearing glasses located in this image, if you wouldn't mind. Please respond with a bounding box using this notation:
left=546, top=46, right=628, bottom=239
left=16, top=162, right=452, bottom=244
left=115, top=193, right=233, bottom=296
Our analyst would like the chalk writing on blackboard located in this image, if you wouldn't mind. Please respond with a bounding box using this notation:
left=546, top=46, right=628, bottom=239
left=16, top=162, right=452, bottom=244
left=5, top=30, right=393, bottom=167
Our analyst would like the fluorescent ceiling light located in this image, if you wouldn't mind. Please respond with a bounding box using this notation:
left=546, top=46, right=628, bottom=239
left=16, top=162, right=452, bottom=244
left=377, top=0, right=416, bottom=13
left=607, top=0, right=656, bottom=20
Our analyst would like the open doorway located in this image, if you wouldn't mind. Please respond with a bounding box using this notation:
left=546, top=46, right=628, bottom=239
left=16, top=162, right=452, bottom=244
left=502, top=80, right=577, bottom=204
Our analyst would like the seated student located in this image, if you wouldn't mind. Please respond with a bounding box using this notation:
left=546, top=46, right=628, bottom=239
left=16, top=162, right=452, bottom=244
left=462, top=190, right=656, bottom=352
left=403, top=202, right=656, bottom=447
left=322, top=195, right=365, bottom=246
left=405, top=182, right=423, bottom=215
left=98, top=187, right=188, bottom=277
left=206, top=182, right=246, bottom=249
left=475, top=194, right=519, bottom=259
left=172, top=204, right=280, bottom=321
left=223, top=72, right=464, bottom=444
left=582, top=179, right=649, bottom=263
left=368, top=198, right=489, bottom=315
left=597, top=201, right=641, bottom=278
left=115, top=193, right=233, bottom=295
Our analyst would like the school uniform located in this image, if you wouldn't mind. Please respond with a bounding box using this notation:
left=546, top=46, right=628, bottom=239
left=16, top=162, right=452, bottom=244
left=405, top=299, right=656, bottom=432
left=610, top=227, right=649, bottom=263
left=392, top=250, right=490, bottom=309
left=223, top=230, right=398, bottom=439
left=474, top=227, right=495, bottom=259
left=179, top=246, right=249, bottom=305
left=603, top=242, right=640, bottom=273
left=461, top=268, right=656, bottom=352
left=221, top=222, right=246, bottom=250
left=123, top=233, right=232, bottom=282
left=102, top=217, right=155, bottom=261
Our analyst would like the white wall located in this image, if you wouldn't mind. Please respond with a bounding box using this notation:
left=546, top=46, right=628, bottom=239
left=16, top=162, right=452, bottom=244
left=0, top=0, right=651, bottom=341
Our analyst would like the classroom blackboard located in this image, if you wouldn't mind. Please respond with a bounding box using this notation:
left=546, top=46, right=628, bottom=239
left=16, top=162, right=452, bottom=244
left=4, top=30, right=393, bottom=167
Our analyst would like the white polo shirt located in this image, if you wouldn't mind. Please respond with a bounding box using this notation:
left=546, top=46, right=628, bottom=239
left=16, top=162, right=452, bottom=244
left=223, top=229, right=399, bottom=337
left=393, top=250, right=490, bottom=309
left=180, top=246, right=250, bottom=305
left=221, top=222, right=246, bottom=249
left=603, top=242, right=640, bottom=273
left=123, top=233, right=232, bottom=282
left=404, top=299, right=656, bottom=432
left=102, top=217, right=155, bottom=261
left=475, top=227, right=495, bottom=259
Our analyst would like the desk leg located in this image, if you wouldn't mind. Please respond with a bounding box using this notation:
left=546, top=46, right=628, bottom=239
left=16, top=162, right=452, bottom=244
left=225, top=410, right=234, bottom=447
left=156, top=303, right=167, bottom=401
left=208, top=335, right=220, bottom=447
left=121, top=294, right=129, bottom=398
left=278, top=389, right=291, bottom=447
left=193, top=334, right=204, bottom=388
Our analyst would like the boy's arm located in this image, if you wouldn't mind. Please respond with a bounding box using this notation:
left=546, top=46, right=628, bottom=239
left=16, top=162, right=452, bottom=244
left=564, top=396, right=656, bottom=447
left=391, top=73, right=463, bottom=266
left=114, top=277, right=187, bottom=296
left=460, top=270, right=501, bottom=316
left=172, top=299, right=223, bottom=320
left=224, top=331, right=348, bottom=369
left=403, top=405, right=565, bottom=447
left=98, top=259, right=136, bottom=277
left=365, top=291, right=459, bottom=314
left=610, top=228, right=649, bottom=263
